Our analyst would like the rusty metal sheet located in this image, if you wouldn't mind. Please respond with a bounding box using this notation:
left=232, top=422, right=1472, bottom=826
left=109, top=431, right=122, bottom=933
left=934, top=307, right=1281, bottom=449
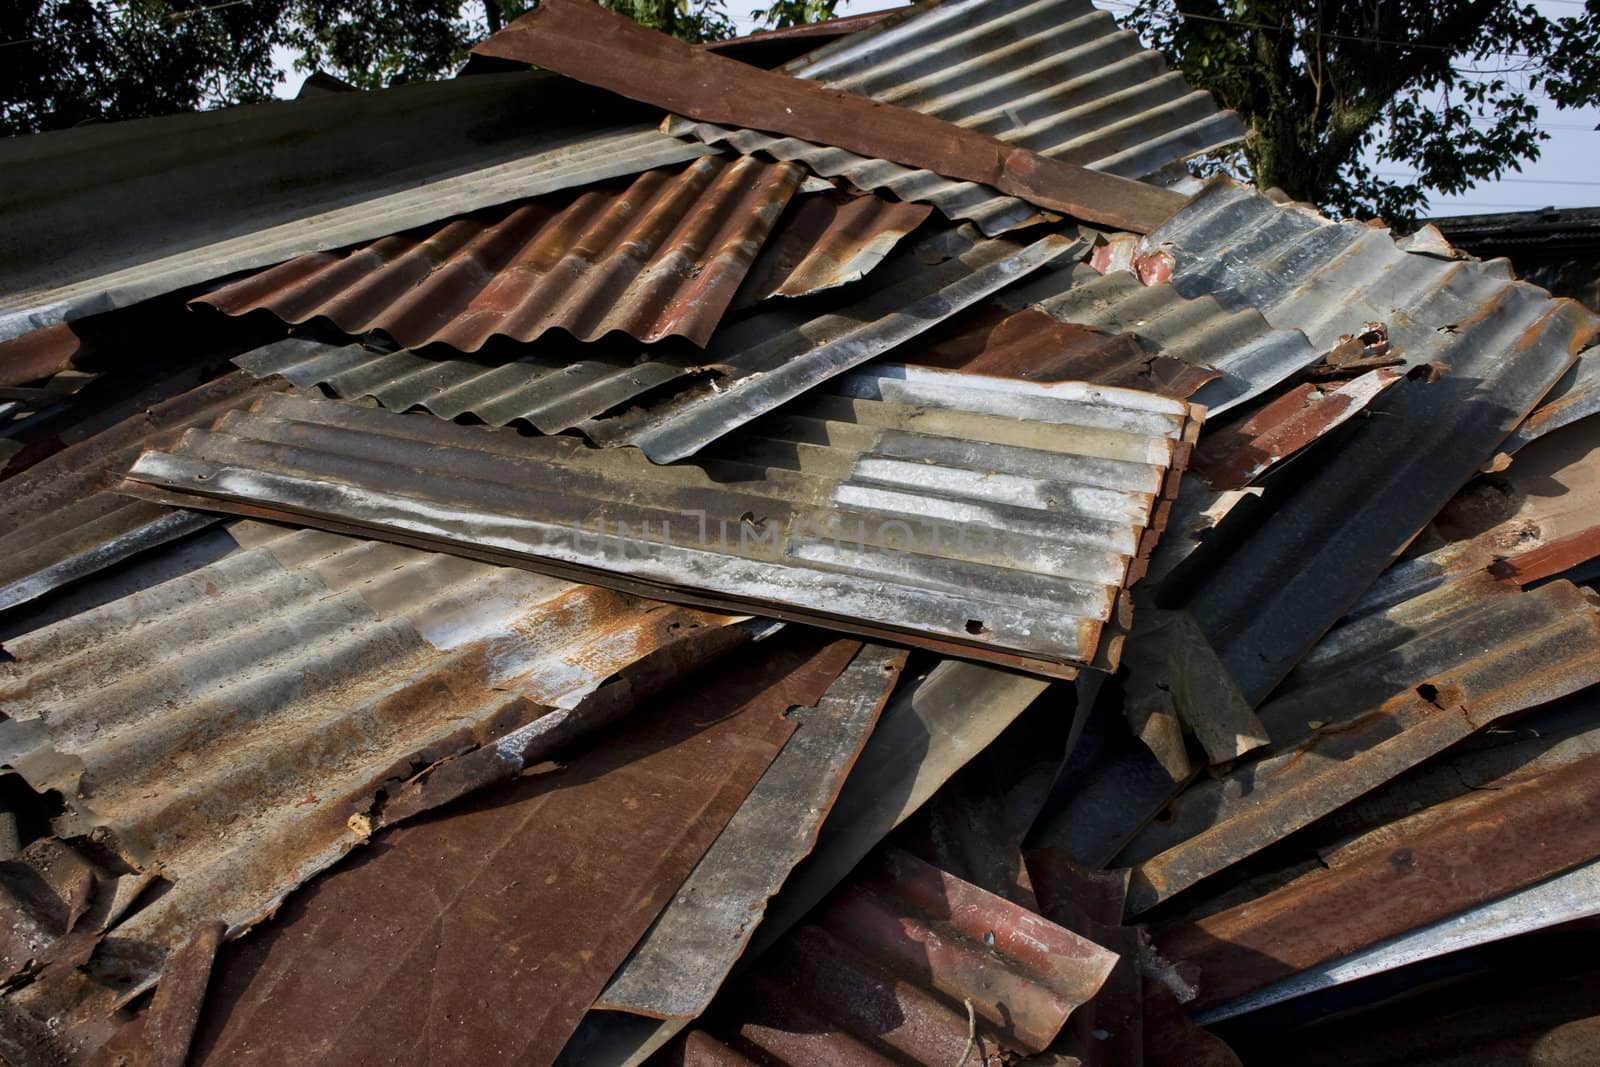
left=905, top=306, right=1220, bottom=399
left=228, top=230, right=1081, bottom=462
left=0, top=70, right=711, bottom=343
left=556, top=658, right=1061, bottom=1067
left=0, top=322, right=89, bottom=388
left=732, top=191, right=933, bottom=305
left=0, top=372, right=287, bottom=614
left=121, top=364, right=1203, bottom=675
left=702, top=848, right=1118, bottom=1062
left=1115, top=579, right=1600, bottom=914
left=89, top=921, right=226, bottom=1067
left=669, top=0, right=1245, bottom=236
left=195, top=157, right=806, bottom=350
left=1145, top=178, right=1600, bottom=705
left=0, top=519, right=745, bottom=1021
left=989, top=259, right=1323, bottom=415
left=471, top=0, right=1188, bottom=235
left=594, top=643, right=905, bottom=1019
left=189, top=635, right=858, bottom=1067
left=1155, top=747, right=1600, bottom=1011
left=1189, top=367, right=1402, bottom=490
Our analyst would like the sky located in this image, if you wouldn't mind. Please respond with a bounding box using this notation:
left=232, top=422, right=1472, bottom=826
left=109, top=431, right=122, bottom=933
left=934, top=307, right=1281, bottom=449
left=274, top=0, right=1598, bottom=218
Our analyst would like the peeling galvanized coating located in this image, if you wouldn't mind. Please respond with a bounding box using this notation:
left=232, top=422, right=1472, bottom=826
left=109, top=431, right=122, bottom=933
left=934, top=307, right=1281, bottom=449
left=228, top=232, right=1081, bottom=460
left=1115, top=578, right=1600, bottom=914
left=0, top=520, right=740, bottom=1002
left=196, top=157, right=806, bottom=350
left=1142, top=179, right=1600, bottom=705
left=594, top=644, right=906, bottom=1019
left=0, top=71, right=712, bottom=342
left=122, top=365, right=1201, bottom=675
left=667, top=0, right=1245, bottom=235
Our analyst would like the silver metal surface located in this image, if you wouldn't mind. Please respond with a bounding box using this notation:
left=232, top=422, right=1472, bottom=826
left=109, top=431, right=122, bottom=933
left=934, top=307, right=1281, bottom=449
left=1141, top=179, right=1600, bottom=705
left=0, top=71, right=710, bottom=341
left=123, top=364, right=1202, bottom=674
left=0, top=520, right=739, bottom=995
left=667, top=0, right=1245, bottom=234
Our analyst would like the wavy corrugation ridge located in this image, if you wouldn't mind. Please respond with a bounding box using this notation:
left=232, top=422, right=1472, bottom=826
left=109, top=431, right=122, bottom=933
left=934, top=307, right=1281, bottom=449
left=1139, top=179, right=1600, bottom=705
left=196, top=156, right=805, bottom=350
left=0, top=520, right=735, bottom=981
left=124, top=364, right=1203, bottom=675
left=666, top=0, right=1246, bottom=234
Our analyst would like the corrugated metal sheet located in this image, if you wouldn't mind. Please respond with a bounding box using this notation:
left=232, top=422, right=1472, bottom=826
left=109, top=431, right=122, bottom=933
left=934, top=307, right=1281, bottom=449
left=227, top=231, right=1080, bottom=462
left=593, top=644, right=906, bottom=1019
left=0, top=372, right=286, bottom=614
left=188, top=634, right=859, bottom=1067
left=0, top=519, right=744, bottom=1007
left=122, top=364, right=1202, bottom=676
left=1155, top=746, right=1600, bottom=1012
left=731, top=191, right=934, bottom=306
left=664, top=0, right=1246, bottom=234
left=559, top=656, right=1062, bottom=1067
left=1505, top=350, right=1600, bottom=452
left=474, top=0, right=1188, bottom=236
left=688, top=848, right=1118, bottom=1064
left=1113, top=575, right=1600, bottom=914
left=0, top=70, right=712, bottom=342
left=195, top=157, right=806, bottom=350
left=1141, top=179, right=1600, bottom=705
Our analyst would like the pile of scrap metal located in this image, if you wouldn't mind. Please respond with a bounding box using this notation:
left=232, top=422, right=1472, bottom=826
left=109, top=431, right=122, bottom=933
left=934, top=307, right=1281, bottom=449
left=2, top=1, right=1599, bottom=1064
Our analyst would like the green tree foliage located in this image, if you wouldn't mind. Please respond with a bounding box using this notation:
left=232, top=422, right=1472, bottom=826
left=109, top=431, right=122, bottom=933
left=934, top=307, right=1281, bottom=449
left=751, top=0, right=839, bottom=30
left=2, top=0, right=827, bottom=138
left=1121, top=0, right=1600, bottom=224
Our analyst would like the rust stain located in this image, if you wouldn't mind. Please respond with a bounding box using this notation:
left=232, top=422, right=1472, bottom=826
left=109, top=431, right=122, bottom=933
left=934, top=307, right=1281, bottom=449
left=196, top=156, right=805, bottom=349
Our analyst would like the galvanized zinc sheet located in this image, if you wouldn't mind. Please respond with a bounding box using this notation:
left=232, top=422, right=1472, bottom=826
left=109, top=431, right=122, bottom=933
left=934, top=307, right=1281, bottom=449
left=1505, top=349, right=1600, bottom=452
left=1140, top=179, right=1600, bottom=705
left=195, top=157, right=806, bottom=350
left=0, top=520, right=742, bottom=1000
left=664, top=0, right=1246, bottom=234
left=122, top=364, right=1202, bottom=675
left=228, top=231, right=1079, bottom=462
left=0, top=70, right=711, bottom=342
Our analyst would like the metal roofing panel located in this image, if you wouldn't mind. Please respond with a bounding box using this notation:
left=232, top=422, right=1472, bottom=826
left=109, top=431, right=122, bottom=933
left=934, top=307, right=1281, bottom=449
left=227, top=231, right=1079, bottom=462
left=1155, top=746, right=1600, bottom=1012
left=473, top=0, right=1187, bottom=235
left=0, top=70, right=711, bottom=342
left=0, top=372, right=286, bottom=614
left=189, top=634, right=858, bottom=1067
left=0, top=520, right=743, bottom=1004
left=1139, top=179, right=1600, bottom=705
left=1114, top=577, right=1600, bottom=914
left=694, top=848, right=1118, bottom=1063
left=1505, top=350, right=1600, bottom=452
left=593, top=644, right=906, bottom=1019
left=663, top=0, right=1246, bottom=234
left=122, top=364, right=1201, bottom=675
left=731, top=191, right=935, bottom=305
left=195, top=156, right=806, bottom=350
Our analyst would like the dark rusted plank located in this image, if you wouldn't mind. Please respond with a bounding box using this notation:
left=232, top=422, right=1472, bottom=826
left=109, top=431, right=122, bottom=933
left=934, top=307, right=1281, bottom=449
left=0, top=322, right=87, bottom=387
left=471, top=0, right=1188, bottom=234
left=90, top=921, right=226, bottom=1067
left=1489, top=525, right=1600, bottom=586
left=1156, top=748, right=1600, bottom=1011
left=192, top=635, right=858, bottom=1067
